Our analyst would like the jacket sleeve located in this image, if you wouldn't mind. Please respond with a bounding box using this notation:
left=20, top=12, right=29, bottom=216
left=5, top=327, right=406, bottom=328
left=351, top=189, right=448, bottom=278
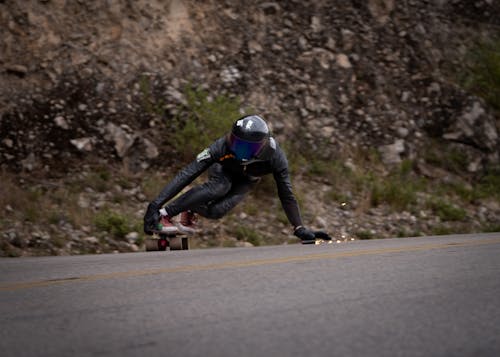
left=151, top=144, right=218, bottom=207
left=272, top=146, right=303, bottom=228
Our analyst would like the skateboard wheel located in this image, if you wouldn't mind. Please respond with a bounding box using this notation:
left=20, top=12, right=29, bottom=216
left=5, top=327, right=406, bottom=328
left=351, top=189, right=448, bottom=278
left=170, top=237, right=189, bottom=250
left=145, top=238, right=159, bottom=251
left=169, top=237, right=182, bottom=250
left=158, top=238, right=168, bottom=251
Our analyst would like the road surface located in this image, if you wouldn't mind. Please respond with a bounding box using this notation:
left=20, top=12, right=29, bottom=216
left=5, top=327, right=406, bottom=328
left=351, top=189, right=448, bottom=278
left=1, top=233, right=500, bottom=357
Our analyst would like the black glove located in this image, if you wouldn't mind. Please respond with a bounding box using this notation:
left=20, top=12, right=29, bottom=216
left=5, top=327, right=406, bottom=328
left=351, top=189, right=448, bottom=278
left=294, top=226, right=316, bottom=244
left=143, top=203, right=160, bottom=235
left=294, top=227, right=333, bottom=244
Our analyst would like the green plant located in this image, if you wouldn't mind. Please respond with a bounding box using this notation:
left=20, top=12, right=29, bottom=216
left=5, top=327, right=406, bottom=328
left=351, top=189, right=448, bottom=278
left=461, top=37, right=500, bottom=110
left=84, top=168, right=113, bottom=193
left=481, top=223, right=500, bottom=233
left=475, top=166, right=500, bottom=200
left=369, top=161, right=420, bottom=211
left=355, top=230, right=376, bottom=240
left=94, top=210, right=130, bottom=239
left=276, top=211, right=289, bottom=225
left=439, top=181, right=475, bottom=202
left=171, top=86, right=243, bottom=158
left=234, top=225, right=264, bottom=246
left=428, top=199, right=467, bottom=222
left=371, top=178, right=418, bottom=211
left=431, top=225, right=455, bottom=236
left=424, top=141, right=469, bottom=174
left=139, top=74, right=165, bottom=115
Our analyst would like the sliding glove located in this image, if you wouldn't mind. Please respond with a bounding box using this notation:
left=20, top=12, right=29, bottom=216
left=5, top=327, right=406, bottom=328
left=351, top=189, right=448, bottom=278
left=143, top=202, right=160, bottom=235
left=294, top=226, right=333, bottom=244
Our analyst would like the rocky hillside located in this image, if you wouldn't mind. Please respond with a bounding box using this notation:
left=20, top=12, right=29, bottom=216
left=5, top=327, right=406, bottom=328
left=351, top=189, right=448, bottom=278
left=1, top=0, right=499, bottom=256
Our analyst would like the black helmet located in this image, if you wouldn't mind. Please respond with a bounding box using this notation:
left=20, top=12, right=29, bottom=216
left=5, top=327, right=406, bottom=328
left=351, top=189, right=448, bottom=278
left=228, top=115, right=270, bottom=160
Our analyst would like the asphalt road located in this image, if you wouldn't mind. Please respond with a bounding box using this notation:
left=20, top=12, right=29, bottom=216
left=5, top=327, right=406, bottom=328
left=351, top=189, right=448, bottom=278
left=1, top=233, right=500, bottom=357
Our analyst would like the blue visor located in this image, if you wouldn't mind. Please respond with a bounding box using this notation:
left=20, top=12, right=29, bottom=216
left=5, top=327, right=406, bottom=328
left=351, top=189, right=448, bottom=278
left=228, top=133, right=266, bottom=161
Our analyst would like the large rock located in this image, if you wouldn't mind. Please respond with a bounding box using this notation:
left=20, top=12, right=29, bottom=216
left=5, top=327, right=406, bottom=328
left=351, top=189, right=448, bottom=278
left=105, top=123, right=137, bottom=158
left=443, top=101, right=498, bottom=152
left=379, top=139, right=405, bottom=165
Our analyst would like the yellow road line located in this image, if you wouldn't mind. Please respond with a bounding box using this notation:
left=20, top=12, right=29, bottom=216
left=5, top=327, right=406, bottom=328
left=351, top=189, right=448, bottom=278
left=1, top=238, right=499, bottom=292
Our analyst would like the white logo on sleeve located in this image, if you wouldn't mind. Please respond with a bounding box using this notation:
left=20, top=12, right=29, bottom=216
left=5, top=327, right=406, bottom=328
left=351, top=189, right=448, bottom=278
left=196, top=148, right=211, bottom=162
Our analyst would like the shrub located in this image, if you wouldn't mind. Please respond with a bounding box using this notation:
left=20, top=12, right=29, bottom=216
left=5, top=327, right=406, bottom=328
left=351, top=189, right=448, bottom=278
left=461, top=37, right=500, bottom=110
left=428, top=200, right=467, bottom=222
left=234, top=225, right=264, bottom=246
left=139, top=74, right=165, bottom=115
left=171, top=86, right=244, bottom=159
left=475, top=166, right=500, bottom=200
left=423, top=141, right=469, bottom=174
left=94, top=210, right=130, bottom=239
left=431, top=225, right=455, bottom=236
left=355, top=230, right=376, bottom=240
left=370, top=161, right=420, bottom=211
left=371, top=178, right=418, bottom=211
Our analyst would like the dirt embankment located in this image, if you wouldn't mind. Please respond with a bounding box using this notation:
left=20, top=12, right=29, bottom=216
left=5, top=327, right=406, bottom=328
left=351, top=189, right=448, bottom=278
left=0, top=0, right=499, bottom=256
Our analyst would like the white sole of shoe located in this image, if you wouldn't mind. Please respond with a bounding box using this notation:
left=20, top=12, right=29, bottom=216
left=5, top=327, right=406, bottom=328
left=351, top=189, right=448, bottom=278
left=178, top=225, right=197, bottom=234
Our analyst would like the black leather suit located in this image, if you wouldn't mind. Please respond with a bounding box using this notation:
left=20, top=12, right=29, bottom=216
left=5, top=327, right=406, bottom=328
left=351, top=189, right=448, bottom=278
left=151, top=135, right=303, bottom=227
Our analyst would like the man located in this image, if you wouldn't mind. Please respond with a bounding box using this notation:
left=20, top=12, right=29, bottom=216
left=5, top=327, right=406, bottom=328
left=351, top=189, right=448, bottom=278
left=143, top=114, right=331, bottom=244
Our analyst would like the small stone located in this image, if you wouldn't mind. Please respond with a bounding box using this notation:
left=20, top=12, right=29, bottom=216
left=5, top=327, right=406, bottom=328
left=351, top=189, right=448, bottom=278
left=5, top=64, right=28, bottom=75
left=311, top=16, right=322, bottom=32
left=130, top=244, right=140, bottom=252
left=54, top=116, right=69, bottom=130
left=401, top=91, right=411, bottom=102
left=84, top=236, right=99, bottom=244
left=298, top=36, right=309, bottom=50
left=105, top=123, right=136, bottom=157
left=326, top=37, right=336, bottom=50
left=143, top=138, right=159, bottom=159
left=77, top=194, right=90, bottom=208
left=220, top=66, right=241, bottom=83
left=9, top=233, right=28, bottom=248
left=467, top=158, right=482, bottom=173
left=396, top=127, right=409, bottom=138
left=322, top=126, right=335, bottom=138
left=235, top=241, right=254, bottom=248
left=126, top=232, right=139, bottom=243
left=21, top=153, right=37, bottom=171
left=2, top=138, right=13, bottom=148
left=336, top=54, right=352, bottom=69
left=70, top=137, right=94, bottom=152
left=260, top=2, right=280, bottom=14
left=344, top=159, right=356, bottom=171
left=248, top=40, right=263, bottom=53
left=78, top=104, right=88, bottom=111
left=339, top=94, right=349, bottom=104
left=379, top=139, right=405, bottom=165
left=166, top=86, right=185, bottom=104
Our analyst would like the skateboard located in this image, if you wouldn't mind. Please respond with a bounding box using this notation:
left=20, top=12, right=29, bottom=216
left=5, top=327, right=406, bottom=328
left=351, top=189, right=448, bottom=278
left=145, top=231, right=189, bottom=251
